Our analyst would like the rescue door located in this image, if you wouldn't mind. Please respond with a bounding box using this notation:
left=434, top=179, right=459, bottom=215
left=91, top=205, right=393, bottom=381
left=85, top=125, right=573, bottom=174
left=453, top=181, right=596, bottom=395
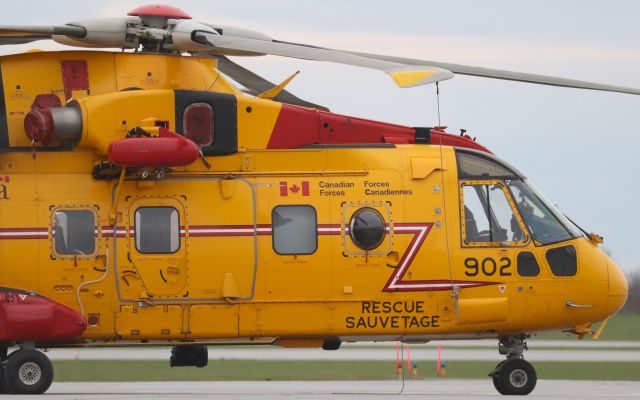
left=121, top=197, right=188, bottom=299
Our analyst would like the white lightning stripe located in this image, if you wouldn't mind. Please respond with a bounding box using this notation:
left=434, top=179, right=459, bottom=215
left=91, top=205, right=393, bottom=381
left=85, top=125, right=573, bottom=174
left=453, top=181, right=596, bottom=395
left=100, top=229, right=129, bottom=235
left=394, top=283, right=453, bottom=289
left=189, top=229, right=252, bottom=233
left=393, top=226, right=423, bottom=231
left=394, top=282, right=485, bottom=289
left=0, top=231, right=47, bottom=237
left=388, top=226, right=428, bottom=288
left=188, top=228, right=272, bottom=234
left=317, top=227, right=341, bottom=233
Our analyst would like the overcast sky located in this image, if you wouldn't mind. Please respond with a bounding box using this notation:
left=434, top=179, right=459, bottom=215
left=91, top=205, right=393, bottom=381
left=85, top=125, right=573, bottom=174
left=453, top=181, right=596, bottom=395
left=3, top=1, right=640, bottom=271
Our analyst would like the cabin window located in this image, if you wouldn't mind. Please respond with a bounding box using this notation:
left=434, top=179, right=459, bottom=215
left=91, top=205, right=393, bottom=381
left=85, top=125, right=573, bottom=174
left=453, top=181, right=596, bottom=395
left=461, top=182, right=525, bottom=246
left=183, top=103, right=214, bottom=146
left=53, top=209, right=96, bottom=256
left=349, top=207, right=386, bottom=250
left=135, top=207, right=180, bottom=254
left=272, top=205, right=317, bottom=255
left=546, top=245, right=577, bottom=276
left=517, top=252, right=540, bottom=277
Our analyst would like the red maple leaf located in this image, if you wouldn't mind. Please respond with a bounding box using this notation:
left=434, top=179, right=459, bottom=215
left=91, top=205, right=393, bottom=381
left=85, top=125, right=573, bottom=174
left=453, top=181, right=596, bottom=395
left=290, top=184, right=300, bottom=193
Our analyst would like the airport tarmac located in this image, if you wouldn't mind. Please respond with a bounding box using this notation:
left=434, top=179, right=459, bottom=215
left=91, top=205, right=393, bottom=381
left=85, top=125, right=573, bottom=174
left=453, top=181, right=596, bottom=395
left=11, top=380, right=639, bottom=399
left=46, top=344, right=640, bottom=362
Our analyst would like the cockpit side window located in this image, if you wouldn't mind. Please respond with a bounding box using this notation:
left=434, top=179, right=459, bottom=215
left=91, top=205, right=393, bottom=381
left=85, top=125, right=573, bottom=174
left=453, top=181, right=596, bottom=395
left=456, top=149, right=582, bottom=247
left=461, top=181, right=527, bottom=247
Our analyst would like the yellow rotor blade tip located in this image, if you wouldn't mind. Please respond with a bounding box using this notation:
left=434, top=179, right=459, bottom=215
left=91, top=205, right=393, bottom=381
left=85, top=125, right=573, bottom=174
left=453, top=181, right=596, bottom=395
left=390, top=70, right=437, bottom=88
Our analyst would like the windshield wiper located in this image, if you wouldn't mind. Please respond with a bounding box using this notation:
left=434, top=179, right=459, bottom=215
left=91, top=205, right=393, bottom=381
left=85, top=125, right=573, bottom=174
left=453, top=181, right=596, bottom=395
left=562, top=213, right=589, bottom=238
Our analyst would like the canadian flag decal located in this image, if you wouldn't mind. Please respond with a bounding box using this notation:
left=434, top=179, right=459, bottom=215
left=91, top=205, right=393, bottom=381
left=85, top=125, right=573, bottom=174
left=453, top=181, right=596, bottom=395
left=280, top=181, right=310, bottom=196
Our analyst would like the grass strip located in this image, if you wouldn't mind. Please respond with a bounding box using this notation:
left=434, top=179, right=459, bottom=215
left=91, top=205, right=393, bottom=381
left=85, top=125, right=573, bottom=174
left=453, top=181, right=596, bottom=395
left=536, top=314, right=640, bottom=341
left=52, top=360, right=640, bottom=382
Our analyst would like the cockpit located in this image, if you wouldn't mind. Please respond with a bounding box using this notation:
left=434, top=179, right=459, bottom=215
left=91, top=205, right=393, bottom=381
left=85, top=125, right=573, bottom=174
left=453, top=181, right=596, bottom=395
left=456, top=149, right=583, bottom=247
left=455, top=148, right=628, bottom=323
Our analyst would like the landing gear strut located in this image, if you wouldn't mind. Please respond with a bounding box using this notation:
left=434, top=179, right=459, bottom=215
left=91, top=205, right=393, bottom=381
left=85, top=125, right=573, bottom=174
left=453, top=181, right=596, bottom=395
left=0, top=345, right=54, bottom=395
left=489, top=336, right=537, bottom=395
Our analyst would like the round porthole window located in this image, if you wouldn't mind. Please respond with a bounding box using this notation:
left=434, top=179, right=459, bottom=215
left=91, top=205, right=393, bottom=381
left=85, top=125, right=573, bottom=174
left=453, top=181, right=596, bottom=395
left=349, top=207, right=386, bottom=251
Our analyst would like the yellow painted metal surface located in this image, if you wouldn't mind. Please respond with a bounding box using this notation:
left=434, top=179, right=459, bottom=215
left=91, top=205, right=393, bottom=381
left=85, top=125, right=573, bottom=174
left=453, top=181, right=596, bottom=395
left=77, top=89, right=176, bottom=156
left=0, top=50, right=627, bottom=347
left=258, top=71, right=300, bottom=99
left=116, top=305, right=183, bottom=340
left=189, top=305, right=238, bottom=338
left=237, top=96, right=283, bottom=150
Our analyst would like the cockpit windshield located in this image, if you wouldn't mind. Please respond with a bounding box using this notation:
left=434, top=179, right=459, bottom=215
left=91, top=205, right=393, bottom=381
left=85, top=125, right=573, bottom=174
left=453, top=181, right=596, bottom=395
left=507, top=179, right=582, bottom=245
left=456, top=149, right=583, bottom=246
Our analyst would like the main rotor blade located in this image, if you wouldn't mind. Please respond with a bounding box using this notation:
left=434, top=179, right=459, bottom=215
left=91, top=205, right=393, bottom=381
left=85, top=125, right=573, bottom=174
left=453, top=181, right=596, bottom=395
left=345, top=50, right=640, bottom=96
left=211, top=55, right=330, bottom=111
left=0, top=35, right=51, bottom=45
left=0, top=25, right=86, bottom=46
left=0, top=25, right=86, bottom=37
left=194, top=33, right=454, bottom=88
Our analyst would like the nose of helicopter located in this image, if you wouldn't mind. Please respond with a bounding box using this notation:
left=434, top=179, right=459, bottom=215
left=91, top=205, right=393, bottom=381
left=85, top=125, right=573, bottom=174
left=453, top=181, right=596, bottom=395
left=607, top=259, right=628, bottom=316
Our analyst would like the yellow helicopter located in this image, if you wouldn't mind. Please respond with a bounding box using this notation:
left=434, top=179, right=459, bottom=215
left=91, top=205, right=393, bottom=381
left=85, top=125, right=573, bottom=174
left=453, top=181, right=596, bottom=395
left=0, top=3, right=633, bottom=396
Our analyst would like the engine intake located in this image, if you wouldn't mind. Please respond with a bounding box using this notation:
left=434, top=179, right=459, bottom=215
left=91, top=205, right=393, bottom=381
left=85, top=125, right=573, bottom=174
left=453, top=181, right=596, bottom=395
left=24, top=106, right=83, bottom=145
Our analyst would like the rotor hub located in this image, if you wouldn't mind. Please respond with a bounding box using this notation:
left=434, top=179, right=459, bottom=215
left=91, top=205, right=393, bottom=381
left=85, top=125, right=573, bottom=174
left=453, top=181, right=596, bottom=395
left=128, top=4, right=191, bottom=29
left=127, top=4, right=192, bottom=19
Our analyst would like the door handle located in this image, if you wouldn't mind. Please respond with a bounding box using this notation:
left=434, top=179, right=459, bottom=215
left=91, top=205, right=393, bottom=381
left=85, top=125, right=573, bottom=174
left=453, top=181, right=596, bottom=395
left=566, top=300, right=593, bottom=309
left=451, top=285, right=461, bottom=318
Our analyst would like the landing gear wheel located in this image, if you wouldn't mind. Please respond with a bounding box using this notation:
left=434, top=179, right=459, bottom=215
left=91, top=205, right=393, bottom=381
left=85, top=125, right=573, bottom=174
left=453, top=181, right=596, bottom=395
left=0, top=346, right=8, bottom=394
left=492, top=359, right=536, bottom=395
left=2, top=349, right=54, bottom=394
left=0, top=365, right=5, bottom=394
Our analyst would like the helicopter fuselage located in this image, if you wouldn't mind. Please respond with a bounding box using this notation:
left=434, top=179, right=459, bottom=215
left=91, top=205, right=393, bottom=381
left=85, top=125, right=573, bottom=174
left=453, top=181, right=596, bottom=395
left=0, top=50, right=627, bottom=349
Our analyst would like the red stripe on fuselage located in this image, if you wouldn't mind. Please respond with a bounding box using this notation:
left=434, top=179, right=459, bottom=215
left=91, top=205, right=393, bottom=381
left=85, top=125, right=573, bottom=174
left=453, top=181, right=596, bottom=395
left=0, top=228, right=48, bottom=239
left=0, top=223, right=497, bottom=292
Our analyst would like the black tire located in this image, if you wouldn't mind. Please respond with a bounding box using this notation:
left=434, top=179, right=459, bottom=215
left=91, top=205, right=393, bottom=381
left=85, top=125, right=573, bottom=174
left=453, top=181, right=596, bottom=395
left=493, top=375, right=506, bottom=395
left=3, top=349, right=54, bottom=394
left=1, top=352, right=15, bottom=394
left=492, top=359, right=537, bottom=396
left=0, top=365, right=5, bottom=394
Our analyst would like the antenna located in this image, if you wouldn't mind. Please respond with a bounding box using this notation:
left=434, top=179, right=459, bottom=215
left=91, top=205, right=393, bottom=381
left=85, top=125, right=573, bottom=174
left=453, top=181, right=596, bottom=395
left=436, top=81, right=441, bottom=126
